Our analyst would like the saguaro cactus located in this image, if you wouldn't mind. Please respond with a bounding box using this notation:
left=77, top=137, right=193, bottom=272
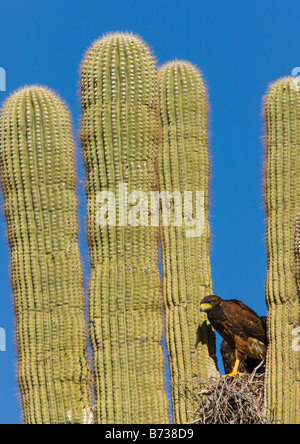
left=294, top=213, right=300, bottom=296
left=264, top=77, right=300, bottom=424
left=81, top=33, right=169, bottom=423
left=0, top=86, right=92, bottom=424
left=158, top=61, right=219, bottom=424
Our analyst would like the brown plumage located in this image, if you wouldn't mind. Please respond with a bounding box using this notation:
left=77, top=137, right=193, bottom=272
left=220, top=340, right=266, bottom=375
left=200, top=295, right=268, bottom=376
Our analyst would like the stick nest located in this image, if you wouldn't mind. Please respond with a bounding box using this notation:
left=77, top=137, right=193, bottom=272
left=186, top=374, right=275, bottom=424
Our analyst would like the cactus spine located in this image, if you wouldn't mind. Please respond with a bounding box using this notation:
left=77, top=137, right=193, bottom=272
left=264, top=77, right=300, bottom=424
left=0, top=87, right=92, bottom=424
left=81, top=33, right=169, bottom=423
left=158, top=61, right=219, bottom=424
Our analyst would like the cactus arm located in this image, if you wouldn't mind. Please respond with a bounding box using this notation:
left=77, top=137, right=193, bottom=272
left=0, top=87, right=92, bottom=424
left=264, top=77, right=300, bottom=424
left=81, top=33, right=169, bottom=424
left=158, top=61, right=219, bottom=424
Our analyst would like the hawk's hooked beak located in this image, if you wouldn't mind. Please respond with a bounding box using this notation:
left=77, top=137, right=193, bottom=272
left=200, top=303, right=212, bottom=312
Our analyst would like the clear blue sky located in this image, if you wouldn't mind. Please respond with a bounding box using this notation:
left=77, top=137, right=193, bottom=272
left=0, top=0, right=299, bottom=424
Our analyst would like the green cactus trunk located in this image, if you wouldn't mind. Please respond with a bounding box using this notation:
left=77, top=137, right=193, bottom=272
left=0, top=87, right=92, bottom=424
left=158, top=61, right=219, bottom=424
left=264, top=77, right=300, bottom=424
left=80, top=33, right=169, bottom=424
left=294, top=213, right=300, bottom=297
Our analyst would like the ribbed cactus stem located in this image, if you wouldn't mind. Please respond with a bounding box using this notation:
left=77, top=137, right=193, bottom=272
left=264, top=77, right=300, bottom=424
left=81, top=33, right=169, bottom=424
left=158, top=61, right=219, bottom=424
left=294, top=213, right=300, bottom=296
left=0, top=86, right=92, bottom=424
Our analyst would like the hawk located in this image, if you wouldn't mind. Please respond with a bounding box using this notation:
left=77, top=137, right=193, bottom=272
left=200, top=295, right=267, bottom=376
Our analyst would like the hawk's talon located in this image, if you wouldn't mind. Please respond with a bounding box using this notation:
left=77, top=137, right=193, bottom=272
left=222, top=371, right=245, bottom=378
